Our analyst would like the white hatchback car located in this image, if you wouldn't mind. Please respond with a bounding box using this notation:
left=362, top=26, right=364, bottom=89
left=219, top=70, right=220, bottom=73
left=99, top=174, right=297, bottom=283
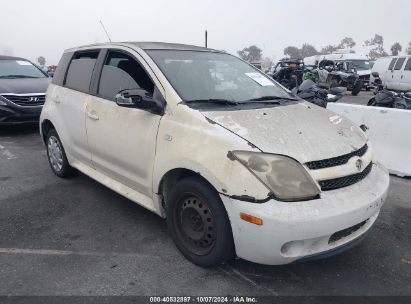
left=40, top=42, right=390, bottom=267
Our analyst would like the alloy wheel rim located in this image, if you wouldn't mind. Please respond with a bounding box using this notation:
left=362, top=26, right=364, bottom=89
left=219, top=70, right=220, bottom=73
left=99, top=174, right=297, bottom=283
left=47, top=136, right=63, bottom=172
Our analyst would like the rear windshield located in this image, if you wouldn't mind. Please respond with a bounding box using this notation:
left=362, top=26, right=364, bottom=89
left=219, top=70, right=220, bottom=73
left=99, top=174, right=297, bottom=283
left=0, top=59, right=46, bottom=78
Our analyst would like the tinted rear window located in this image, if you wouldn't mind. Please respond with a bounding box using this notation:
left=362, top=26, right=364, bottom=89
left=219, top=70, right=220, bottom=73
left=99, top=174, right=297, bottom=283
left=394, top=58, right=406, bottom=70
left=388, top=58, right=397, bottom=70
left=404, top=58, right=411, bottom=71
left=64, top=50, right=100, bottom=93
left=52, top=52, right=73, bottom=86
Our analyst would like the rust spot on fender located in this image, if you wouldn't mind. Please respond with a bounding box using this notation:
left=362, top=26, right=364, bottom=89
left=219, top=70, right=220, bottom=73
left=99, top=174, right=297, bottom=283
left=205, top=117, right=217, bottom=124
left=227, top=151, right=236, bottom=161
left=247, top=141, right=258, bottom=149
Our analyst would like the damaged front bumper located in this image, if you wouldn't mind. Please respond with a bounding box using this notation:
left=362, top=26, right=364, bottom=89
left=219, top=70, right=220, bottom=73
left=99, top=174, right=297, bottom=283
left=221, top=162, right=389, bottom=265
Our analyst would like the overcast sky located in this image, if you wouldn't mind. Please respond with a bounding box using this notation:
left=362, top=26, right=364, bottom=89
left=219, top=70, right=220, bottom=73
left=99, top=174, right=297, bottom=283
left=1, top=0, right=410, bottom=65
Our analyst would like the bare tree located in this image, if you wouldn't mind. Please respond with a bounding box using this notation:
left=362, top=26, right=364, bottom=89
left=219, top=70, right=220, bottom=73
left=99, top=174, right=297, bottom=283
left=339, top=37, right=356, bottom=49
left=364, top=34, right=387, bottom=60
left=37, top=56, right=46, bottom=67
left=283, top=46, right=301, bottom=59
left=300, top=43, right=319, bottom=58
left=320, top=44, right=338, bottom=55
left=283, top=44, right=318, bottom=58
left=390, top=42, right=402, bottom=56
left=237, top=45, right=262, bottom=62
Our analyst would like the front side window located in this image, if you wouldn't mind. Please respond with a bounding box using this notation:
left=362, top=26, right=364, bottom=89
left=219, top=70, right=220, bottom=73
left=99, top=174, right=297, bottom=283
left=0, top=59, right=46, bottom=79
left=98, top=51, right=154, bottom=100
left=65, top=50, right=100, bottom=93
left=146, top=50, right=292, bottom=103
left=394, top=58, right=406, bottom=70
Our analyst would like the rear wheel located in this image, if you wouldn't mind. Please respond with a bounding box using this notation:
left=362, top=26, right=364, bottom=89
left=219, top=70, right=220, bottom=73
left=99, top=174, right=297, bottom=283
left=166, top=177, right=235, bottom=267
left=46, top=129, right=76, bottom=178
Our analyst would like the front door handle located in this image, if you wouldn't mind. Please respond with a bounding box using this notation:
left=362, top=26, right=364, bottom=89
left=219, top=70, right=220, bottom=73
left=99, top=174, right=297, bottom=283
left=87, top=111, right=99, bottom=120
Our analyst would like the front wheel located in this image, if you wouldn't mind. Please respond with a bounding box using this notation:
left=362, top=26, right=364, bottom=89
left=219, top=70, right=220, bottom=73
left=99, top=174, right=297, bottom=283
left=166, top=177, right=235, bottom=267
left=351, top=80, right=363, bottom=96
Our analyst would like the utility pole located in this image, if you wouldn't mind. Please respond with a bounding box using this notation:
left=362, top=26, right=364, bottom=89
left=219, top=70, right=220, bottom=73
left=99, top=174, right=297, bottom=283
left=205, top=30, right=208, bottom=48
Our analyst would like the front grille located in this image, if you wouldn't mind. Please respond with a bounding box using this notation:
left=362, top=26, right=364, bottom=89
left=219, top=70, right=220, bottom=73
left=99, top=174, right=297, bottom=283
left=359, top=75, right=370, bottom=81
left=1, top=94, right=45, bottom=106
left=319, top=162, right=372, bottom=191
left=329, top=219, right=368, bottom=244
left=305, top=144, right=368, bottom=170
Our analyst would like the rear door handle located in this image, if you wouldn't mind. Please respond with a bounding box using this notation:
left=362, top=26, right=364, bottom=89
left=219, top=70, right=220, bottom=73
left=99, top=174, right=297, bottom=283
left=87, top=112, right=99, bottom=120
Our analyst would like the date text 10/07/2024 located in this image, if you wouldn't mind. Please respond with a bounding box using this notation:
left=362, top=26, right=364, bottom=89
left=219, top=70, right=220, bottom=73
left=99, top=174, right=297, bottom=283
left=149, top=296, right=258, bottom=303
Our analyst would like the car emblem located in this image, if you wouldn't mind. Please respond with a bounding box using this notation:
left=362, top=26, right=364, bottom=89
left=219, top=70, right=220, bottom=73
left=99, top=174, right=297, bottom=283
left=29, top=97, right=39, bottom=102
left=355, top=159, right=363, bottom=171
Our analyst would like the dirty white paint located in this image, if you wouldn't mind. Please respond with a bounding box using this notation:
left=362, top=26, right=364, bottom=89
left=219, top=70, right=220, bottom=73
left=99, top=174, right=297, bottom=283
left=202, top=102, right=366, bottom=164
left=327, top=103, right=411, bottom=177
left=221, top=162, right=389, bottom=265
left=39, top=43, right=391, bottom=265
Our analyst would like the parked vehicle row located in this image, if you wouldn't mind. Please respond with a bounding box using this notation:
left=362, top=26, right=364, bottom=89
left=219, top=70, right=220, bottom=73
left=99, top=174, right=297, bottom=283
left=0, top=55, right=50, bottom=124
left=304, top=52, right=372, bottom=91
left=39, top=42, right=389, bottom=267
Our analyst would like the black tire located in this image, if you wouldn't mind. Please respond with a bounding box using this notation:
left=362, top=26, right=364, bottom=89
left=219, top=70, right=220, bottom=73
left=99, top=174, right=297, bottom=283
left=351, top=81, right=363, bottom=96
left=46, top=129, right=76, bottom=178
left=166, top=177, right=235, bottom=267
left=367, top=98, right=376, bottom=106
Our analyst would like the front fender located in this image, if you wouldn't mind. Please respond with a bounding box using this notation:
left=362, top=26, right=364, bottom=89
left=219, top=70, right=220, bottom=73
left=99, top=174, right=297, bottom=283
left=152, top=106, right=270, bottom=201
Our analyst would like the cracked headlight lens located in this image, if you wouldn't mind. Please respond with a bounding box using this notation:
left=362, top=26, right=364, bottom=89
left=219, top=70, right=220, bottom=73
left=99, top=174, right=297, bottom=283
left=232, top=151, right=320, bottom=201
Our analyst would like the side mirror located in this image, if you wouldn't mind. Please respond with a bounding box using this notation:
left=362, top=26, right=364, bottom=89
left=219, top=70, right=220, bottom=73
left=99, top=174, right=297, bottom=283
left=372, top=72, right=379, bottom=78
left=115, top=88, right=163, bottom=115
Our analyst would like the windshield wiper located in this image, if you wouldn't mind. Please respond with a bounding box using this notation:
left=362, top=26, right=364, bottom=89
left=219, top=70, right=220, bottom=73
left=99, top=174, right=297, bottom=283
left=183, top=98, right=239, bottom=105
left=0, top=75, right=39, bottom=79
left=242, top=96, right=298, bottom=103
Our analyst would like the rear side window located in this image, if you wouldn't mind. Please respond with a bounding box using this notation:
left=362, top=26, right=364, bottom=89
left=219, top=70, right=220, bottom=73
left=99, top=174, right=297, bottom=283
left=64, top=50, right=100, bottom=93
left=404, top=58, right=411, bottom=71
left=52, top=52, right=73, bottom=86
left=98, top=51, right=154, bottom=100
left=394, top=58, right=406, bottom=70
left=388, top=58, right=397, bottom=70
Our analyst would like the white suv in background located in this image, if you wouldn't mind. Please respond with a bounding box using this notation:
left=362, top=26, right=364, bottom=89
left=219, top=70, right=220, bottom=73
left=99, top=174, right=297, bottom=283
left=40, top=42, right=389, bottom=267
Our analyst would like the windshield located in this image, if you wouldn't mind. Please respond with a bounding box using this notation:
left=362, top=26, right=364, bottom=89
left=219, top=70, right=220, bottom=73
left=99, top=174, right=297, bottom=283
left=146, top=50, right=293, bottom=103
left=0, top=59, right=46, bottom=78
left=345, top=60, right=371, bottom=71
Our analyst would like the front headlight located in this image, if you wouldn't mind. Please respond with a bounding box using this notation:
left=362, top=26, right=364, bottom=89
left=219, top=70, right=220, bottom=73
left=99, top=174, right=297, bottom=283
left=231, top=151, right=321, bottom=201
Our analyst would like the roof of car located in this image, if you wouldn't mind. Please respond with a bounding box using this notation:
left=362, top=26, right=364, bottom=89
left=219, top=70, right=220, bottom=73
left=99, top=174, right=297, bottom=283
left=0, top=55, right=29, bottom=61
left=66, top=42, right=221, bottom=53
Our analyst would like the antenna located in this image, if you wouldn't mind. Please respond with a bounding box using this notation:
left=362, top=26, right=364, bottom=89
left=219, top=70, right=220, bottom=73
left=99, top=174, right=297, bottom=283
left=205, top=30, right=208, bottom=48
left=99, top=20, right=112, bottom=42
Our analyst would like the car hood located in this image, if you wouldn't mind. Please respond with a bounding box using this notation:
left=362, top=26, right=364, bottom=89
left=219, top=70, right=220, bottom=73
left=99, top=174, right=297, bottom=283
left=0, top=77, right=51, bottom=94
left=201, top=102, right=367, bottom=163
